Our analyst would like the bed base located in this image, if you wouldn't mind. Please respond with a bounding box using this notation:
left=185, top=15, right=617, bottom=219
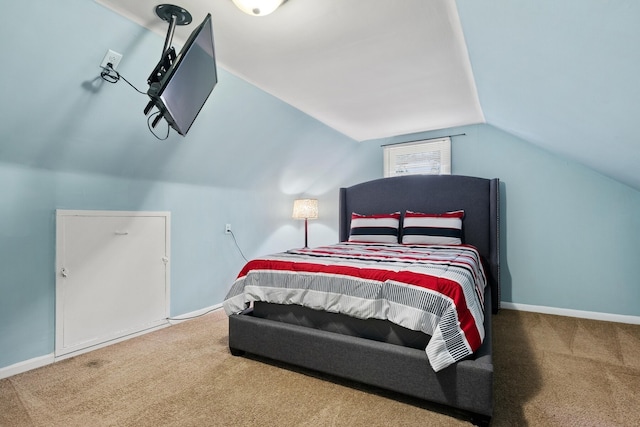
left=229, top=295, right=493, bottom=426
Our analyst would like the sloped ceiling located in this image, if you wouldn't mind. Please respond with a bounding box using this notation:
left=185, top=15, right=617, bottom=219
left=456, top=0, right=640, bottom=191
left=96, top=0, right=640, bottom=190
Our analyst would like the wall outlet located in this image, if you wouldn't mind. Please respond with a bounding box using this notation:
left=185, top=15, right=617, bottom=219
left=100, top=49, right=123, bottom=70
left=225, top=224, right=232, bottom=234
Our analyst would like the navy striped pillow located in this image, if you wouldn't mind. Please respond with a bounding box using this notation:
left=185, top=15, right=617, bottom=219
left=402, top=210, right=464, bottom=245
left=348, top=212, right=400, bottom=243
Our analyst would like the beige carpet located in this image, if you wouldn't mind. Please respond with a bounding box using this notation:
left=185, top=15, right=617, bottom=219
left=1, top=309, right=639, bottom=426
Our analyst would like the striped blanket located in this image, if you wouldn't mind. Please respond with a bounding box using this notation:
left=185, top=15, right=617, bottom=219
left=223, top=242, right=487, bottom=372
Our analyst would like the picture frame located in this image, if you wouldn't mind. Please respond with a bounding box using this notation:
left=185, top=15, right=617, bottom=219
left=383, top=137, right=451, bottom=177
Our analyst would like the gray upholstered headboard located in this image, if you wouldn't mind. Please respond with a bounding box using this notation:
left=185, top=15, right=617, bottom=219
left=339, top=175, right=500, bottom=313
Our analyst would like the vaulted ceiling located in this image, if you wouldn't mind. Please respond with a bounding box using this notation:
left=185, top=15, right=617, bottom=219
left=96, top=0, right=640, bottom=190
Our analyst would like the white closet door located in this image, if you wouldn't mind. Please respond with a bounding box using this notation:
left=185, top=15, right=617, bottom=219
left=55, top=210, right=170, bottom=358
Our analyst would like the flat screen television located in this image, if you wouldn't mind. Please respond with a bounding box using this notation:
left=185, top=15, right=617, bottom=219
left=146, top=13, right=217, bottom=136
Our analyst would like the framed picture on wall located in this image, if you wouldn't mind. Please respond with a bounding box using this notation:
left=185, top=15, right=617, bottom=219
left=383, top=137, right=451, bottom=177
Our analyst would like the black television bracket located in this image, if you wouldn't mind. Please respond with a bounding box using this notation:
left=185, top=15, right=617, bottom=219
left=144, top=4, right=193, bottom=127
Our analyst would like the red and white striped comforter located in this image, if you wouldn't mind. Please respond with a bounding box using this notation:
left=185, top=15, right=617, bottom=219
left=223, top=242, right=487, bottom=372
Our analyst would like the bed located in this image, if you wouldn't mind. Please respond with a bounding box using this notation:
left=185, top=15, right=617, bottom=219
left=224, top=174, right=500, bottom=426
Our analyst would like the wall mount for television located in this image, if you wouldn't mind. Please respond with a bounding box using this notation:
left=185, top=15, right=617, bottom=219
left=154, top=4, right=192, bottom=56
left=144, top=4, right=193, bottom=127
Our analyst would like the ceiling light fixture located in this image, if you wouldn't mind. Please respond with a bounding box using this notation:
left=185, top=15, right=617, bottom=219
left=232, top=0, right=286, bottom=17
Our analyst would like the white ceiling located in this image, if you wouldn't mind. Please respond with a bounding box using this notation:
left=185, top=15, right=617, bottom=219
left=95, top=0, right=484, bottom=142
left=96, top=0, right=640, bottom=190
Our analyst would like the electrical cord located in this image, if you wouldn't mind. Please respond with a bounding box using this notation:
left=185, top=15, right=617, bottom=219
left=100, top=63, right=170, bottom=140
left=167, top=307, right=221, bottom=322
left=146, top=111, right=170, bottom=140
left=229, top=230, right=249, bottom=262
left=99, top=63, right=147, bottom=94
left=166, top=230, right=249, bottom=323
left=165, top=231, right=249, bottom=323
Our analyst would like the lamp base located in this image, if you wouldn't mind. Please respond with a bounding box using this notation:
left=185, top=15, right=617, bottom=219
left=303, top=218, right=309, bottom=248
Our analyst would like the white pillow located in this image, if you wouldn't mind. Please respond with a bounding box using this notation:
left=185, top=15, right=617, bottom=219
left=348, top=212, right=400, bottom=243
left=401, top=210, right=464, bottom=245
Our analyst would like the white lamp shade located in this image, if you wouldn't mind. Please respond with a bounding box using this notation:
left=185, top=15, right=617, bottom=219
left=292, top=199, right=318, bottom=220
left=232, top=0, right=285, bottom=16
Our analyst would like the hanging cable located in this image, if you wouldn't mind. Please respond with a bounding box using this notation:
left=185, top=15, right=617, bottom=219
left=99, top=63, right=147, bottom=94
left=229, top=230, right=249, bottom=262
left=100, top=63, right=171, bottom=140
left=147, top=111, right=170, bottom=140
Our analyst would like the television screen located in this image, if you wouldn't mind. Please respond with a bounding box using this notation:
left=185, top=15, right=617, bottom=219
left=147, top=13, right=217, bottom=136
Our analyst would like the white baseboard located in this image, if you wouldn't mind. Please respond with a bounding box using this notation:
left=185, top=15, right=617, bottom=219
left=1, top=304, right=224, bottom=380
left=167, top=303, right=223, bottom=324
left=0, top=353, right=55, bottom=380
left=501, top=302, right=640, bottom=325
left=54, top=322, right=171, bottom=362
left=6, top=302, right=631, bottom=380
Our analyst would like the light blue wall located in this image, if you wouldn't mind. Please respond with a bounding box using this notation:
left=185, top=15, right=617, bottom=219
left=0, top=1, right=381, bottom=369
left=455, top=0, right=640, bottom=190
left=371, top=124, right=640, bottom=317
